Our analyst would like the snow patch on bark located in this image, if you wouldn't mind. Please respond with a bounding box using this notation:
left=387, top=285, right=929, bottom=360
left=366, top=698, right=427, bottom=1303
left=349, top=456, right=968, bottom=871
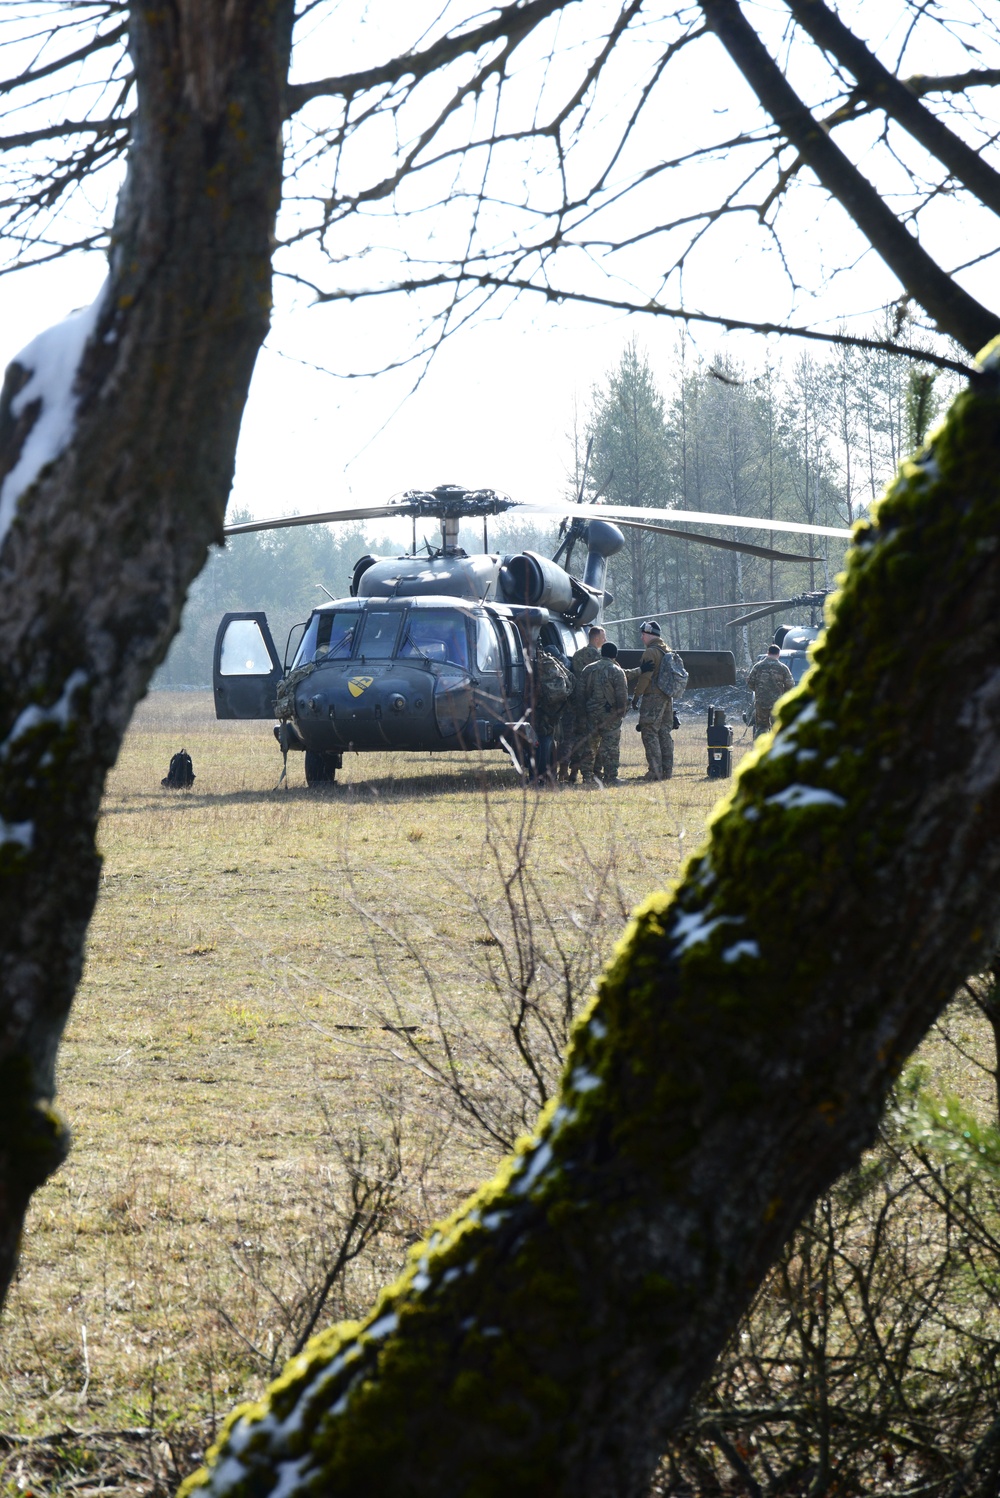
left=511, top=1139, right=554, bottom=1197
left=0, top=817, right=33, bottom=850
left=671, top=909, right=741, bottom=954
left=569, top=1066, right=602, bottom=1094
left=721, top=940, right=760, bottom=963
left=267, top=1454, right=312, bottom=1498
left=765, top=784, right=846, bottom=811
left=361, top=1312, right=398, bottom=1342
left=1, top=670, right=88, bottom=759
left=0, top=288, right=106, bottom=546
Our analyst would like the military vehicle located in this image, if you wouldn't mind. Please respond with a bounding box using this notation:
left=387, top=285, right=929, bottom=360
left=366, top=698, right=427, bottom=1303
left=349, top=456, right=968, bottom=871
left=728, top=590, right=832, bottom=683
left=213, top=487, right=848, bottom=785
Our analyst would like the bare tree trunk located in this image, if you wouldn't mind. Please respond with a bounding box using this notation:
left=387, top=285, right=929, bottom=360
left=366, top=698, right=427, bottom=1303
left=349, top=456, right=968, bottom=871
left=0, top=0, right=294, bottom=1300
left=185, top=365, right=1000, bottom=1496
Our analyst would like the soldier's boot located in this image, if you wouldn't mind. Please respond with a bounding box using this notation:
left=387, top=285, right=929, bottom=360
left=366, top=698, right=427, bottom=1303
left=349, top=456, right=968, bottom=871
left=578, top=731, right=601, bottom=785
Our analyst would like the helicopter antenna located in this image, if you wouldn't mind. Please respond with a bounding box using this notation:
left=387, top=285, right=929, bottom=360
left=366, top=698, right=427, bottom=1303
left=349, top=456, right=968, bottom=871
left=316, top=582, right=336, bottom=601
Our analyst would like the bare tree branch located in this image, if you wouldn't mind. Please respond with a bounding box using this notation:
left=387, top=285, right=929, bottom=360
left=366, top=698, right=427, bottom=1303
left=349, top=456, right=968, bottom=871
left=285, top=0, right=577, bottom=116
left=697, top=0, right=1000, bottom=354
left=0, top=115, right=129, bottom=151
left=908, top=67, right=1000, bottom=96
left=0, top=16, right=126, bottom=97
left=315, top=270, right=976, bottom=375
left=782, top=0, right=1000, bottom=219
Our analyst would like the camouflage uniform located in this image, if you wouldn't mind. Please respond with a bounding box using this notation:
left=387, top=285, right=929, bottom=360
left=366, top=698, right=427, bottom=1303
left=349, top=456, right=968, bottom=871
left=633, top=638, right=673, bottom=779
left=564, top=643, right=602, bottom=778
left=577, top=656, right=629, bottom=783
left=532, top=648, right=573, bottom=780
left=746, top=654, right=795, bottom=737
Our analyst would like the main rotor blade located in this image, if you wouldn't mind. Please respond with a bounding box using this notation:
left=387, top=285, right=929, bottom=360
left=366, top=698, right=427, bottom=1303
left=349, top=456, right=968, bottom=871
left=224, top=488, right=520, bottom=537
left=606, top=599, right=805, bottom=626
left=224, top=503, right=417, bottom=535
left=612, top=517, right=816, bottom=564
left=224, top=494, right=853, bottom=544
left=527, top=499, right=852, bottom=541
left=727, top=599, right=813, bottom=627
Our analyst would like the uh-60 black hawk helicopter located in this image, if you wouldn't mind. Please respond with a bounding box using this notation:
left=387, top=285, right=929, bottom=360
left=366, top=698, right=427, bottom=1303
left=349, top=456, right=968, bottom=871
left=212, top=484, right=850, bottom=785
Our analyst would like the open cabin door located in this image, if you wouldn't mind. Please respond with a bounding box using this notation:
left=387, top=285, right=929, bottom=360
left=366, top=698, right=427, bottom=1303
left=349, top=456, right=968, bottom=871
left=213, top=612, right=283, bottom=719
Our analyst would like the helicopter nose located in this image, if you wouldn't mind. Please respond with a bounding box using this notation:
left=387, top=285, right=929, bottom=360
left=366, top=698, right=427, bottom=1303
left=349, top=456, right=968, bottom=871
left=301, top=691, right=335, bottom=719
left=389, top=693, right=406, bottom=714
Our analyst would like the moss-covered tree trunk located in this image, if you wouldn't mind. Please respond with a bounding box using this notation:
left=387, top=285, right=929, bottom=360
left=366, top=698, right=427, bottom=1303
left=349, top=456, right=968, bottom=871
left=0, top=1, right=294, bottom=1300
left=182, top=364, right=1000, bottom=1497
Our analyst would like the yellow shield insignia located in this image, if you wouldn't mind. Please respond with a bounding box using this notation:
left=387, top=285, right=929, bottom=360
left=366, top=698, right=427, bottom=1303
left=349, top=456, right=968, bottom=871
left=348, top=676, right=374, bottom=698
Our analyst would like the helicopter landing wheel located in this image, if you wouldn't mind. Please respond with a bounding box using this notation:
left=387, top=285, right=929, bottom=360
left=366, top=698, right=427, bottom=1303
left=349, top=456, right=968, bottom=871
left=305, top=750, right=339, bottom=786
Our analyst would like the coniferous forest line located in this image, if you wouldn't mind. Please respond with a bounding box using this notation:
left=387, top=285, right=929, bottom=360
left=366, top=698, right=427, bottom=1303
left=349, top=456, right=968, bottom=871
left=156, top=327, right=954, bottom=686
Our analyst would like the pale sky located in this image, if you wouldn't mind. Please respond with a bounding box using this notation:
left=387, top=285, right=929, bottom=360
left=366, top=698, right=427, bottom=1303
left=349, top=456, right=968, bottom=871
left=1, top=0, right=995, bottom=529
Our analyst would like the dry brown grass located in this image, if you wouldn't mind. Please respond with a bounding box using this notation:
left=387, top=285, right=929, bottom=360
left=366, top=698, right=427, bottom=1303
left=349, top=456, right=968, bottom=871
left=1, top=693, right=753, bottom=1489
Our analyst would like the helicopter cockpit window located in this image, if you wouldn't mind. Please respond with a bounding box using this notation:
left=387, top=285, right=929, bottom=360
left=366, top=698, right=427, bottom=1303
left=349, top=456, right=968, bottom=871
left=475, top=618, right=502, bottom=674
left=398, top=610, right=470, bottom=669
left=293, top=610, right=358, bottom=667
left=357, top=610, right=402, bottom=659
left=220, top=619, right=274, bottom=675
left=315, top=611, right=358, bottom=660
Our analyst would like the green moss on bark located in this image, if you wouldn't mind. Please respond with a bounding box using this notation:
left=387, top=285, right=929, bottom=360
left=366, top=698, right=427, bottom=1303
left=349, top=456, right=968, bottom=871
left=182, top=365, right=1000, bottom=1497
left=0, top=1055, right=67, bottom=1194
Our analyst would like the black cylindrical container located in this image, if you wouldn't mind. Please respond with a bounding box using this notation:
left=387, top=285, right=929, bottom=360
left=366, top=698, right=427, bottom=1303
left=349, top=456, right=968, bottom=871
left=707, top=705, right=733, bottom=778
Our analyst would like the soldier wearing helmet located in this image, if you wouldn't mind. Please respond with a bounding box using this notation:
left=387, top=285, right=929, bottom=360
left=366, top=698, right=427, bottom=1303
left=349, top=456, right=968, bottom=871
left=632, top=620, right=674, bottom=781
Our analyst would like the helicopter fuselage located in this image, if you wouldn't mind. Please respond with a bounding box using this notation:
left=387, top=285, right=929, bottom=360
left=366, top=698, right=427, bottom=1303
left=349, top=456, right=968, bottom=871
left=213, top=588, right=588, bottom=780
left=212, top=509, right=737, bottom=784
left=284, top=594, right=580, bottom=755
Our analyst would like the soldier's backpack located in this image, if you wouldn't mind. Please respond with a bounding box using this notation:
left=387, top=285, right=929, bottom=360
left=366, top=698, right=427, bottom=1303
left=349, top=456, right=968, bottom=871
left=654, top=649, right=689, bottom=699
left=162, top=749, right=195, bottom=789
left=536, top=650, right=574, bottom=711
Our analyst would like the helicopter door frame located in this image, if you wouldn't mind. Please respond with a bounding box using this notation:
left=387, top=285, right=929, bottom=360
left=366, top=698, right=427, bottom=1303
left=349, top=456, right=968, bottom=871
left=213, top=612, right=283, bottom=720
left=495, top=616, right=527, bottom=715
left=473, top=615, right=506, bottom=715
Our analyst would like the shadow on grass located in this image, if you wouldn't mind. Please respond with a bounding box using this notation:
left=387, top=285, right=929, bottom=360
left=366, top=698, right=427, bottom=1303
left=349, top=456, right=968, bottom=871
left=100, top=764, right=534, bottom=812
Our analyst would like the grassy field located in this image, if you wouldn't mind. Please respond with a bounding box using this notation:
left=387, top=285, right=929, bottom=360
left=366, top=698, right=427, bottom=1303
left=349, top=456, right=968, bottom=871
left=5, top=692, right=995, bottom=1495
left=1, top=692, right=757, bottom=1491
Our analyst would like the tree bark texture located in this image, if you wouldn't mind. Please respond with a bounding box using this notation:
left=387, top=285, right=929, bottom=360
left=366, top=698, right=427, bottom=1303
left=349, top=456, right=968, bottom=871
left=0, top=0, right=294, bottom=1300
left=183, top=362, right=1000, bottom=1495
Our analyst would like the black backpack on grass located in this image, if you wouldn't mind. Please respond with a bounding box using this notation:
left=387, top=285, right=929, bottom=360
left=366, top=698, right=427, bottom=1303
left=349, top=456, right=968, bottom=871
left=162, top=749, right=195, bottom=789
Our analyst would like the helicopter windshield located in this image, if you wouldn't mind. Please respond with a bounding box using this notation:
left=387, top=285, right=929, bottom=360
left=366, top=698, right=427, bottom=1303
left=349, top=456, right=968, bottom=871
left=357, top=610, right=402, bottom=659
left=398, top=610, right=470, bottom=669
left=315, top=611, right=357, bottom=660
left=293, top=609, right=358, bottom=667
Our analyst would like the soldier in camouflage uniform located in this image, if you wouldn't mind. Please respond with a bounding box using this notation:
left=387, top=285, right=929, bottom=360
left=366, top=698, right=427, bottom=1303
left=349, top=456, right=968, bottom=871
left=746, top=644, right=795, bottom=737
left=561, top=625, right=605, bottom=781
left=632, top=621, right=674, bottom=780
left=577, top=643, right=629, bottom=786
left=531, top=646, right=574, bottom=783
